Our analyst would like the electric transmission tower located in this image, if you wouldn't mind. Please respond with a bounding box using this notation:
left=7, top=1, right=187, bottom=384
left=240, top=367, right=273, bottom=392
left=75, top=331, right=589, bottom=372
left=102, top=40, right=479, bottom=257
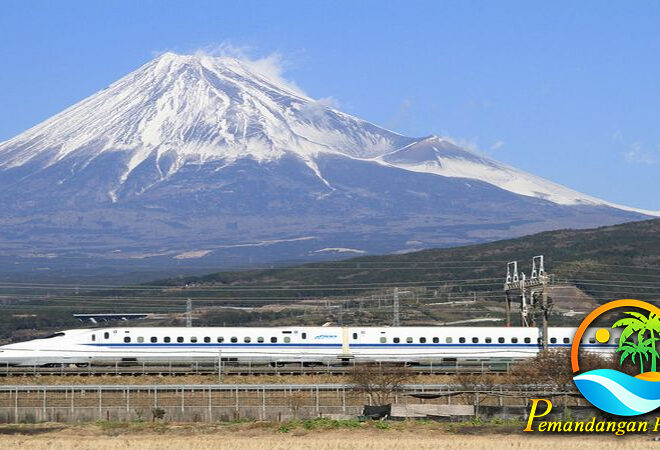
left=504, top=256, right=553, bottom=350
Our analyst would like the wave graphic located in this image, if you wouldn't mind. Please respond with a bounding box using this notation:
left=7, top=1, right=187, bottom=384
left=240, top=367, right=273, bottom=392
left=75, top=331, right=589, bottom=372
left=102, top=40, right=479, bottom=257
left=574, top=369, right=660, bottom=416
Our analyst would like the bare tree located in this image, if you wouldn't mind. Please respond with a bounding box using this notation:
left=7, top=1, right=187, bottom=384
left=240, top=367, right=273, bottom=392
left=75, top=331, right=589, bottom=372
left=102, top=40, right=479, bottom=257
left=507, top=348, right=632, bottom=390
left=348, top=363, right=414, bottom=405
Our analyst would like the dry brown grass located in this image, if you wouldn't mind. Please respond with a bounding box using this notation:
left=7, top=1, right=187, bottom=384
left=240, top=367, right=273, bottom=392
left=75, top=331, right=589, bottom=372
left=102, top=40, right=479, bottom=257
left=0, top=373, right=458, bottom=385
left=0, top=422, right=654, bottom=449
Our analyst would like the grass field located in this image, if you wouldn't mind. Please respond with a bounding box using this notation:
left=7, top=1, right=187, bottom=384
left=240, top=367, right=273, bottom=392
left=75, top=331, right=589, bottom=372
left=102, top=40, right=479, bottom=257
left=0, top=422, right=655, bottom=449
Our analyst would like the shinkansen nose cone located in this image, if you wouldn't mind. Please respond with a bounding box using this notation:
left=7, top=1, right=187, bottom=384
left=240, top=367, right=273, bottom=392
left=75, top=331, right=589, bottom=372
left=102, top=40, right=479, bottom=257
left=0, top=347, right=41, bottom=366
left=2, top=332, right=67, bottom=349
left=0, top=331, right=79, bottom=366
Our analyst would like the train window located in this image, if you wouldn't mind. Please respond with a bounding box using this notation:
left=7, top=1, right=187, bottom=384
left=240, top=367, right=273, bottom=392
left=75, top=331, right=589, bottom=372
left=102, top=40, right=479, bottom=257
left=190, top=337, right=198, bottom=343
left=589, top=337, right=596, bottom=344
left=151, top=337, right=157, bottom=343
left=284, top=337, right=291, bottom=343
left=244, top=337, right=251, bottom=343
left=124, top=337, right=131, bottom=343
left=446, top=337, right=453, bottom=343
left=104, top=332, right=110, bottom=339
left=511, top=338, right=518, bottom=344
left=177, top=337, right=184, bottom=343
left=550, top=338, right=557, bottom=344
left=472, top=337, right=479, bottom=343
left=498, top=337, right=505, bottom=343
left=217, top=337, right=224, bottom=343
left=615, top=337, right=620, bottom=344
left=433, top=337, right=439, bottom=343
left=91, top=334, right=96, bottom=342
left=459, top=337, right=466, bottom=343
left=563, top=338, right=570, bottom=344
left=257, top=337, right=264, bottom=343
left=301, top=333, right=306, bottom=339
left=380, top=337, right=387, bottom=343
left=406, top=337, right=413, bottom=343
left=524, top=337, right=531, bottom=344
left=270, top=337, right=277, bottom=343
left=538, top=337, right=542, bottom=344
left=420, top=337, right=426, bottom=343
left=204, top=337, right=211, bottom=343
left=393, top=337, right=400, bottom=343
left=164, top=337, right=171, bottom=343
left=137, top=337, right=144, bottom=343
left=231, top=337, right=237, bottom=343
left=485, top=337, right=492, bottom=344
left=353, top=333, right=358, bottom=339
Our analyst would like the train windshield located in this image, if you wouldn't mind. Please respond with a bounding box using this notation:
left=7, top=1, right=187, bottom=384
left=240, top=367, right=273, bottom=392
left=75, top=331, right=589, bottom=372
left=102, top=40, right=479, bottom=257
left=34, top=332, right=66, bottom=340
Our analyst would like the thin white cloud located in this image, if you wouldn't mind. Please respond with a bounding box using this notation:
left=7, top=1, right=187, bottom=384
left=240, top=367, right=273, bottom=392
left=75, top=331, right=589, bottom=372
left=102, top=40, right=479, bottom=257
left=623, top=142, right=658, bottom=165
left=316, top=96, right=341, bottom=109
left=614, top=131, right=658, bottom=166
left=490, top=140, right=505, bottom=151
left=298, top=97, right=342, bottom=122
left=386, top=98, right=413, bottom=131
left=453, top=137, right=480, bottom=153
left=191, top=41, right=306, bottom=96
left=611, top=130, right=624, bottom=144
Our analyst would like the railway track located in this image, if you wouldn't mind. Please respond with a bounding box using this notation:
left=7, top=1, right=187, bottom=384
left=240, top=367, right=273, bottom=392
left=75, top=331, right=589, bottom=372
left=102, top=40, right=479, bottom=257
left=0, top=361, right=512, bottom=377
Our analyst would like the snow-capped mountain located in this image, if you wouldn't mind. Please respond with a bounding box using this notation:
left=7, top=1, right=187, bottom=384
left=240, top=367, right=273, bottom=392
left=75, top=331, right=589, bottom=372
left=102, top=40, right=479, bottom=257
left=0, top=52, right=656, bottom=272
left=379, top=136, right=658, bottom=213
left=0, top=52, right=412, bottom=202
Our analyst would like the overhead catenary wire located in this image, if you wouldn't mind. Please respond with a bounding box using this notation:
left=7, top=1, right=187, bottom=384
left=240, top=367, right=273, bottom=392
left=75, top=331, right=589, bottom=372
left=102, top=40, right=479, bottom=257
left=0, top=277, right=504, bottom=290
left=2, top=265, right=660, bottom=320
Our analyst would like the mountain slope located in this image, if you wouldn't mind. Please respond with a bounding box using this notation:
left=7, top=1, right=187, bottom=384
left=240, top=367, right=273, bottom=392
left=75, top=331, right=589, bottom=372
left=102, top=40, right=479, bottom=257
left=0, top=53, right=412, bottom=197
left=0, top=52, right=656, bottom=272
left=380, top=136, right=654, bottom=214
left=157, top=218, right=660, bottom=304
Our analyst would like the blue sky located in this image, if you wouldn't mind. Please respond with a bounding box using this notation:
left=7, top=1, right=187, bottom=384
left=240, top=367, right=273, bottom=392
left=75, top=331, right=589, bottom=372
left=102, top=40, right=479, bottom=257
left=1, top=1, right=659, bottom=209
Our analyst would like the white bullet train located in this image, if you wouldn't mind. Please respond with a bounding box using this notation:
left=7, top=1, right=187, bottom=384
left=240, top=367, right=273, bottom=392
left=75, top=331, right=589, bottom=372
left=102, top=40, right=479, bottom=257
left=0, top=326, right=620, bottom=367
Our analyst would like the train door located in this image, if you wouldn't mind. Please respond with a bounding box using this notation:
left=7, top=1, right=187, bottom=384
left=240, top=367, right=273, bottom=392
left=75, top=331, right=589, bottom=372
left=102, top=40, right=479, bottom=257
left=339, top=327, right=354, bottom=364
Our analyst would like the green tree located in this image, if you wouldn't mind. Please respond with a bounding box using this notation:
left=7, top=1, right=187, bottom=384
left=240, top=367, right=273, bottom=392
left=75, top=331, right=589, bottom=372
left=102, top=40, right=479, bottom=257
left=616, top=337, right=651, bottom=373
left=612, top=311, right=660, bottom=373
left=647, top=314, right=660, bottom=371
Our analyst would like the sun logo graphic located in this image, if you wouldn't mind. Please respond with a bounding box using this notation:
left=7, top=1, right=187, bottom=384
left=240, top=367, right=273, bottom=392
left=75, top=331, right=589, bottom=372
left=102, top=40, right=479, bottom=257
left=572, top=299, right=660, bottom=416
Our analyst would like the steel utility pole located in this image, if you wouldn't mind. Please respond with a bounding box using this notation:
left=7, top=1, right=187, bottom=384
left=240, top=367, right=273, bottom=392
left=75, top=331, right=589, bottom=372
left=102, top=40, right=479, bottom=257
left=186, top=298, right=192, bottom=328
left=218, top=349, right=222, bottom=383
left=504, top=256, right=552, bottom=350
left=393, top=287, right=400, bottom=327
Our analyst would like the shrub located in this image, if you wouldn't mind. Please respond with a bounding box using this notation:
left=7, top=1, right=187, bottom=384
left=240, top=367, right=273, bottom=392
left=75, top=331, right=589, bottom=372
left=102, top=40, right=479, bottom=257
left=151, top=408, right=166, bottom=422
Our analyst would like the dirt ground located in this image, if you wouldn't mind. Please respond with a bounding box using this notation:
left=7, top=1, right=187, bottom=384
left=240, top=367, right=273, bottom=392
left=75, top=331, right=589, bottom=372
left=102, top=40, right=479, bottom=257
left=0, top=423, right=656, bottom=449
left=0, top=434, right=655, bottom=450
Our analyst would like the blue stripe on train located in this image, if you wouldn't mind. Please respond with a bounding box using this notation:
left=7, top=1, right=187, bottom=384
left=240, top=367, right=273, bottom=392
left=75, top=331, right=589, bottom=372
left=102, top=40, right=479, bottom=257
left=83, top=343, right=617, bottom=348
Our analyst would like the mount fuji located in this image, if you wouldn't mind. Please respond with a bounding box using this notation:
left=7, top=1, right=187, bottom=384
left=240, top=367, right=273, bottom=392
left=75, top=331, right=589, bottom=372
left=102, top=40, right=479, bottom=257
left=0, top=52, right=656, bottom=274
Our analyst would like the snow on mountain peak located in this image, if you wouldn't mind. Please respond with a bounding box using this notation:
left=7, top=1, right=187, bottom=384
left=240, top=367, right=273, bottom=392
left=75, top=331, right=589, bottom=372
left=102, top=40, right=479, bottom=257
left=0, top=53, right=657, bottom=217
left=0, top=52, right=410, bottom=179
left=381, top=135, right=659, bottom=215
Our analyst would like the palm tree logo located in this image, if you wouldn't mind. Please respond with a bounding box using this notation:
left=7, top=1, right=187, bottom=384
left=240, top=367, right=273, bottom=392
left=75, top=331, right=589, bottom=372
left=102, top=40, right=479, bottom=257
left=571, top=300, right=660, bottom=417
left=612, top=311, right=660, bottom=373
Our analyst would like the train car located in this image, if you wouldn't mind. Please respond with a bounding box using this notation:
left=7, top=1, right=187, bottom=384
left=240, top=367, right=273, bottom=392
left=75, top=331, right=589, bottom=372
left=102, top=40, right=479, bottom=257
left=0, top=326, right=620, bottom=367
